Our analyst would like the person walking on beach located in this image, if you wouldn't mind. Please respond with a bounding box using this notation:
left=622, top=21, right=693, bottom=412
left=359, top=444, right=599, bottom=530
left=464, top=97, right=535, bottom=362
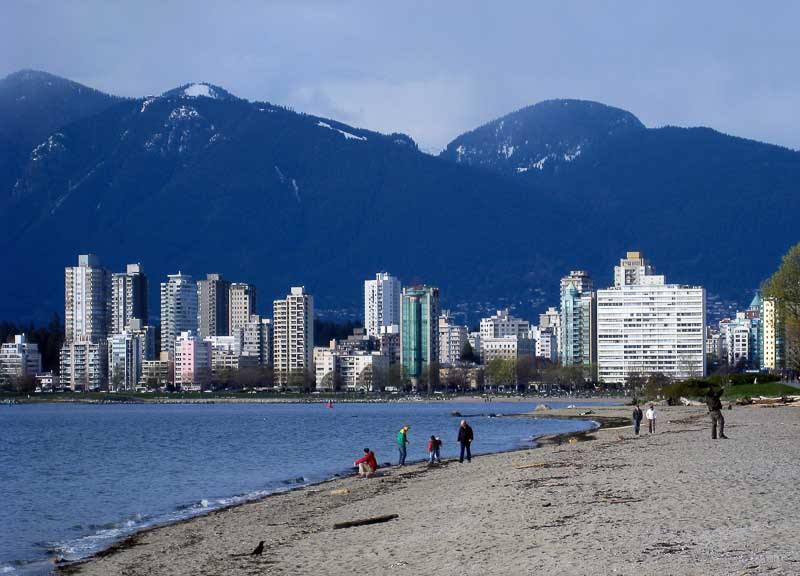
left=632, top=403, right=644, bottom=436
left=428, top=435, right=442, bottom=464
left=458, top=420, right=474, bottom=463
left=706, top=385, right=728, bottom=440
left=645, top=404, right=656, bottom=434
left=397, top=425, right=410, bottom=466
left=354, top=448, right=378, bottom=478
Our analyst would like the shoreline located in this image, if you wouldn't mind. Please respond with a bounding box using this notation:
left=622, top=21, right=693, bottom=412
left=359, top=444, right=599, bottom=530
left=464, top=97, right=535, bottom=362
left=54, top=408, right=609, bottom=574
left=57, top=403, right=800, bottom=575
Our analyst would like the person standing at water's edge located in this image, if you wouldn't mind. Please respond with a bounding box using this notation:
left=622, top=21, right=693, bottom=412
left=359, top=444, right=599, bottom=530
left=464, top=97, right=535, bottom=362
left=632, top=403, right=643, bottom=435
left=458, top=420, right=473, bottom=463
left=645, top=404, right=656, bottom=434
left=397, top=425, right=410, bottom=466
left=428, top=435, right=442, bottom=464
left=706, top=385, right=728, bottom=440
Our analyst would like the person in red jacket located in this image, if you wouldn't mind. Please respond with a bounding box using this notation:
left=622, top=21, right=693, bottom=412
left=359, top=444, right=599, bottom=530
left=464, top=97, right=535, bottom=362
left=354, top=448, right=378, bottom=478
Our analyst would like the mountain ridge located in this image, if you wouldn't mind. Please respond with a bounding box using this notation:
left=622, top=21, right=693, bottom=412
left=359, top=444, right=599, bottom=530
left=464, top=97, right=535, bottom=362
left=2, top=70, right=799, bottom=324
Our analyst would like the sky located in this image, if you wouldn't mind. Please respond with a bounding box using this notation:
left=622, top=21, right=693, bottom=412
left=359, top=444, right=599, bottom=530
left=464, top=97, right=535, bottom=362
left=2, top=1, right=799, bottom=153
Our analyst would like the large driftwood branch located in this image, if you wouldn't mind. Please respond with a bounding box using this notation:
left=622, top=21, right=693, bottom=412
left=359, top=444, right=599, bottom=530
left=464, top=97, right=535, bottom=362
left=333, top=514, right=399, bottom=530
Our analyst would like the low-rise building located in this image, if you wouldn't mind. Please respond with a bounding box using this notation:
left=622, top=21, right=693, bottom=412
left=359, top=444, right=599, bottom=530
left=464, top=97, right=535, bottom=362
left=139, top=352, right=172, bottom=389
left=0, top=334, right=42, bottom=384
left=60, top=340, right=108, bottom=391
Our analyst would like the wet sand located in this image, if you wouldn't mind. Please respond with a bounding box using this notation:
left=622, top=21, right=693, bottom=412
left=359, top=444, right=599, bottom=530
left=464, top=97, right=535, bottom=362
left=61, top=404, right=800, bottom=575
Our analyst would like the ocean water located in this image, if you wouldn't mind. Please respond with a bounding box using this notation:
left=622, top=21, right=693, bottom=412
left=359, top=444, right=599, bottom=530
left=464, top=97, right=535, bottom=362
left=0, top=400, right=602, bottom=574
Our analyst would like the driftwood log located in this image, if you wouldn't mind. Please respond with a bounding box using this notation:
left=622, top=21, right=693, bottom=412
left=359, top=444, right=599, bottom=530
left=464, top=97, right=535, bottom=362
left=333, top=514, right=399, bottom=530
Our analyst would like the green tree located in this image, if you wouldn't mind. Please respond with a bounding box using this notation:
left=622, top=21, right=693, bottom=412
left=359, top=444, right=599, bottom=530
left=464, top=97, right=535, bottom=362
left=486, top=358, right=515, bottom=386
left=763, top=241, right=800, bottom=372
left=459, top=341, right=478, bottom=364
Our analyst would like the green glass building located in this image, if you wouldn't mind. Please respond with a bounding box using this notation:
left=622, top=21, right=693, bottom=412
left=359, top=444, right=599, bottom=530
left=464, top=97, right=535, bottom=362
left=400, top=286, right=440, bottom=386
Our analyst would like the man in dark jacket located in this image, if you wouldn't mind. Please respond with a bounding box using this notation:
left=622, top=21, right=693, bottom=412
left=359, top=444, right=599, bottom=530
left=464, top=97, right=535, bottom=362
left=458, top=420, right=474, bottom=463
left=706, top=385, right=728, bottom=440
left=632, top=403, right=643, bottom=436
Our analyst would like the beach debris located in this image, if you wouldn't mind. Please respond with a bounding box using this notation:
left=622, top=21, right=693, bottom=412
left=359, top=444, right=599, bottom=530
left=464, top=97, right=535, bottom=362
left=451, top=411, right=462, bottom=417
left=513, top=462, right=546, bottom=469
left=534, top=404, right=551, bottom=412
left=250, top=541, right=265, bottom=556
left=333, top=514, right=399, bottom=530
left=329, top=488, right=351, bottom=496
left=579, top=410, right=594, bottom=415
left=567, top=436, right=579, bottom=444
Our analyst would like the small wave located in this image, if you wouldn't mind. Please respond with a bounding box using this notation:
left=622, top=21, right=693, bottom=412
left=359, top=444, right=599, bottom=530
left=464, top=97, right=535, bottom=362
left=1, top=565, right=16, bottom=574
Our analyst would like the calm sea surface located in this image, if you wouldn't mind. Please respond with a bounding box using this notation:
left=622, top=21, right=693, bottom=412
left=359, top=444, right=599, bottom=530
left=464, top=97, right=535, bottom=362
left=0, top=400, right=604, bottom=574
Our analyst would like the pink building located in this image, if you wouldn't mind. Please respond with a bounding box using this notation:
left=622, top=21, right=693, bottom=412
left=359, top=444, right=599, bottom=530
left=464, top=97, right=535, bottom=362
left=174, top=331, right=211, bottom=391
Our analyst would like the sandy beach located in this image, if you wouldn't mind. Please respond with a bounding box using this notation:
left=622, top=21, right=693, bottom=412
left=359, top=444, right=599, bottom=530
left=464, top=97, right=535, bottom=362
left=61, top=403, right=800, bottom=576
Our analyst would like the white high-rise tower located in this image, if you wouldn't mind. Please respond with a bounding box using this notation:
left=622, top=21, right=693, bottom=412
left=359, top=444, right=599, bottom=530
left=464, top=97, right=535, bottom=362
left=364, top=272, right=401, bottom=338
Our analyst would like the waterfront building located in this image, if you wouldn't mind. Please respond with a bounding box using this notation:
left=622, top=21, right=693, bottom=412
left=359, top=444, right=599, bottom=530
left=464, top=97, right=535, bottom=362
left=467, top=332, right=482, bottom=363
left=400, top=285, right=440, bottom=386
left=596, top=253, right=706, bottom=384
left=174, top=331, right=211, bottom=391
left=364, top=272, right=401, bottom=338
left=65, top=254, right=111, bottom=343
left=0, top=334, right=42, bottom=384
left=107, top=320, right=155, bottom=391
left=160, top=273, right=198, bottom=356
left=241, top=314, right=273, bottom=366
left=530, top=326, right=558, bottom=363
left=35, top=372, right=59, bottom=392
left=229, top=282, right=257, bottom=334
left=111, top=263, right=148, bottom=334
left=378, top=324, right=401, bottom=365
left=139, top=352, right=172, bottom=389
left=197, top=273, right=230, bottom=338
left=479, top=309, right=530, bottom=341
left=59, top=340, right=107, bottom=391
left=705, top=326, right=724, bottom=366
left=438, top=311, right=469, bottom=366
left=481, top=335, right=534, bottom=363
left=205, top=334, right=258, bottom=377
left=538, top=306, right=561, bottom=360
left=273, top=287, right=314, bottom=386
left=559, top=271, right=597, bottom=374
left=314, top=342, right=389, bottom=392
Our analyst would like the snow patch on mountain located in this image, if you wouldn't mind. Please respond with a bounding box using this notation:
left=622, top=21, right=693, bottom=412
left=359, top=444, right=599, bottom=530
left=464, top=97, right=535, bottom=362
left=316, top=120, right=367, bottom=141
left=183, top=83, right=215, bottom=98
left=31, top=133, right=65, bottom=161
left=140, top=97, right=156, bottom=113
left=169, top=106, right=200, bottom=121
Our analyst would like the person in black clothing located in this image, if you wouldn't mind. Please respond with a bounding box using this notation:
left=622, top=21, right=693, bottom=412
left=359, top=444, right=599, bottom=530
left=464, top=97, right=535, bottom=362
left=632, top=403, right=643, bottom=436
left=458, top=419, right=474, bottom=463
left=706, top=385, right=728, bottom=439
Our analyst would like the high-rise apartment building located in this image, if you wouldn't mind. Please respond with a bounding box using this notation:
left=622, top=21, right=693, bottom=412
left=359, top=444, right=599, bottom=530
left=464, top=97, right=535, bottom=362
left=479, top=310, right=530, bottom=340
left=160, top=273, right=198, bottom=356
left=107, top=320, right=155, bottom=391
left=229, top=283, right=257, bottom=334
left=174, top=331, right=211, bottom=391
left=438, top=311, right=468, bottom=366
left=400, top=285, right=440, bottom=386
left=614, top=251, right=655, bottom=287
left=597, top=252, right=706, bottom=384
left=273, top=287, right=314, bottom=386
left=64, top=254, right=111, bottom=342
left=111, top=263, right=148, bottom=334
left=538, top=306, right=561, bottom=360
left=559, top=271, right=597, bottom=373
left=62, top=254, right=111, bottom=389
left=760, top=297, right=783, bottom=371
left=241, top=314, right=273, bottom=366
left=364, top=272, right=401, bottom=338
left=197, top=273, right=230, bottom=339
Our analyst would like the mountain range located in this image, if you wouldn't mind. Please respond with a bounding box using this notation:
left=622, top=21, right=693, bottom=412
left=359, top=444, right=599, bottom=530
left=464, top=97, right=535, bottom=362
left=1, top=70, right=799, bottom=324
